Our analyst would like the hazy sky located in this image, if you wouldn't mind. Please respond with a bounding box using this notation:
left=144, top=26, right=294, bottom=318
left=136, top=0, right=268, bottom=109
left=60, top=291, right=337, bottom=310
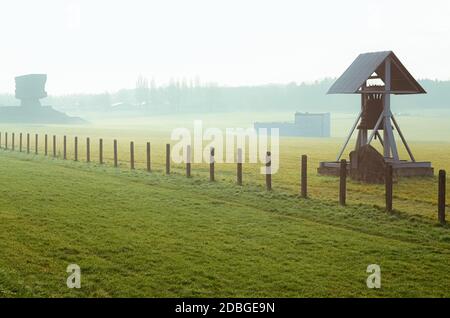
left=1, top=0, right=449, bottom=94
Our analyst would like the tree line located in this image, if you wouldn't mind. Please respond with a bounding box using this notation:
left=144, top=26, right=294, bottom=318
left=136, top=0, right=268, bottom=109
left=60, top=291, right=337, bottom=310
left=0, top=78, right=449, bottom=114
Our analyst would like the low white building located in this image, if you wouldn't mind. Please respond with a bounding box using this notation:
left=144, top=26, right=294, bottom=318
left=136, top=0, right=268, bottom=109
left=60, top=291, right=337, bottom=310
left=254, top=112, right=330, bottom=137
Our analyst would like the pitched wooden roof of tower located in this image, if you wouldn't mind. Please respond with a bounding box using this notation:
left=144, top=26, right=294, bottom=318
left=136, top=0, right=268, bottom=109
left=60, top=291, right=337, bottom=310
left=328, top=51, right=426, bottom=95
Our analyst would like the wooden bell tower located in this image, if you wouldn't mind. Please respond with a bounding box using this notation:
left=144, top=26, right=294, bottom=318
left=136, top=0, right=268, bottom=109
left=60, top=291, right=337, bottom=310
left=318, top=51, right=433, bottom=178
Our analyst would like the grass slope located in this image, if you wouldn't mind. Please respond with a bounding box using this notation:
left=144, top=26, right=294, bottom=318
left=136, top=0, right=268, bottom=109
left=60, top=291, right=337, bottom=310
left=0, top=151, right=449, bottom=297
left=1, top=117, right=450, bottom=222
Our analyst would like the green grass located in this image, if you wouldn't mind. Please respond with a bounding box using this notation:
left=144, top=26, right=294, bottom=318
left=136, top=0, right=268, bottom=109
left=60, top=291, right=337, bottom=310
left=2, top=114, right=449, bottom=222
left=0, top=113, right=450, bottom=297
left=0, top=150, right=449, bottom=297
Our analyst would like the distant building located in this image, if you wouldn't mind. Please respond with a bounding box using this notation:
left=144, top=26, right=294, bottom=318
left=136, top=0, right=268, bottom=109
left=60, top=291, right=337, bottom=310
left=254, top=112, right=331, bottom=137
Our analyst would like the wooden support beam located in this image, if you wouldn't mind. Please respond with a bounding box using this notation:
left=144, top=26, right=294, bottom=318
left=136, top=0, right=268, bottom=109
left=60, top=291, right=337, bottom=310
left=391, top=114, right=416, bottom=162
left=367, top=113, right=384, bottom=145
left=375, top=131, right=384, bottom=147
left=355, top=130, right=362, bottom=151
left=337, top=111, right=362, bottom=161
left=383, top=58, right=399, bottom=160
left=358, top=90, right=419, bottom=94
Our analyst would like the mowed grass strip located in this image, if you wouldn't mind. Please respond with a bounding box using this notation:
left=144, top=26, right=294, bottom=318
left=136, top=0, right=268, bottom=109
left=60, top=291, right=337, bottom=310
left=1, top=119, right=449, bottom=221
left=0, top=152, right=449, bottom=297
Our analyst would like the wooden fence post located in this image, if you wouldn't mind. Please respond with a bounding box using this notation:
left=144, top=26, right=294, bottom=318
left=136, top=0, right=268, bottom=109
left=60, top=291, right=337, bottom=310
left=237, top=148, right=243, bottom=186
left=438, top=170, right=446, bottom=225
left=146, top=142, right=151, bottom=172
left=0, top=132, right=2, bottom=149
left=186, top=145, right=191, bottom=177
left=301, top=155, right=307, bottom=198
left=74, top=137, right=78, bottom=161
left=86, top=137, right=90, bottom=163
left=99, top=138, right=103, bottom=164
left=113, top=139, right=118, bottom=167
left=44, top=134, right=48, bottom=156
left=27, top=133, right=30, bottom=154
left=53, top=135, right=56, bottom=158
left=19, top=133, right=22, bottom=152
left=12, top=133, right=15, bottom=151
left=35, top=134, right=38, bottom=154
left=5, top=132, right=8, bottom=150
left=339, top=159, right=347, bottom=206
left=266, top=151, right=272, bottom=191
left=210, top=147, right=215, bottom=182
left=385, top=164, right=393, bottom=212
left=166, top=144, right=170, bottom=175
left=63, top=136, right=66, bottom=159
left=130, top=141, right=134, bottom=169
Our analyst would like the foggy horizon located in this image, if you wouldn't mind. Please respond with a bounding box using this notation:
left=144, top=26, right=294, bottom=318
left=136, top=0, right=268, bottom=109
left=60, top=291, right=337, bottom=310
left=1, top=0, right=450, bottom=95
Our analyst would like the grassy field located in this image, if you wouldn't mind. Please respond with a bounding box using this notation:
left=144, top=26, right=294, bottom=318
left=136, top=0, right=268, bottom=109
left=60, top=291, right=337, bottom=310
left=0, top=112, right=449, bottom=297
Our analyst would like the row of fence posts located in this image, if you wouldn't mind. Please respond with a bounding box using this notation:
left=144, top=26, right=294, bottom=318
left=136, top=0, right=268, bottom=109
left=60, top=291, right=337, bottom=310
left=337, top=159, right=446, bottom=225
left=0, top=132, right=447, bottom=225
left=0, top=133, right=279, bottom=191
left=0, top=132, right=142, bottom=170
